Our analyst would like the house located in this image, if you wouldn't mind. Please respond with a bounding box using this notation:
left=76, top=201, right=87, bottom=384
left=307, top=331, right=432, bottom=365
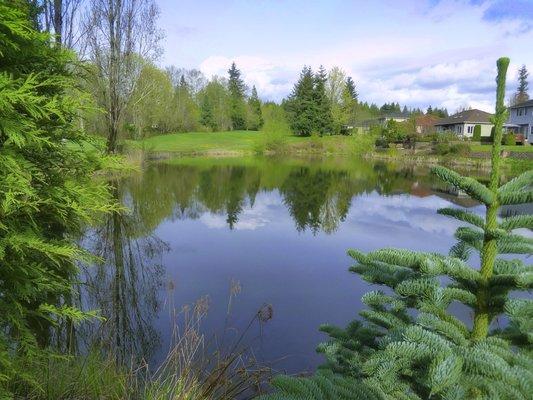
left=434, top=109, right=493, bottom=138
left=348, top=113, right=409, bottom=134
left=506, top=99, right=533, bottom=144
left=376, top=113, right=409, bottom=124
left=413, top=114, right=440, bottom=135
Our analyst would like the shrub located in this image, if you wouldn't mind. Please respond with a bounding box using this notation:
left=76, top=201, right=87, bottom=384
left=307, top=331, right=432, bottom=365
left=430, top=131, right=456, bottom=143
left=435, top=142, right=472, bottom=156
left=375, top=136, right=389, bottom=148
left=473, top=124, right=481, bottom=141
left=503, top=132, right=516, bottom=145
left=383, top=119, right=407, bottom=143
left=449, top=142, right=471, bottom=156
left=434, top=142, right=451, bottom=155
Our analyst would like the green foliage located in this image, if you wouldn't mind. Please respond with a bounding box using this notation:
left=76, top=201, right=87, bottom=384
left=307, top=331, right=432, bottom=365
left=513, top=64, right=529, bottom=105
left=200, top=94, right=217, bottom=131
left=228, top=62, right=247, bottom=130
left=473, top=124, right=482, bottom=141
left=199, top=77, right=231, bottom=131
left=314, top=66, right=335, bottom=136
left=382, top=119, right=407, bottom=143
left=503, top=132, right=516, bottom=146
left=262, top=58, right=532, bottom=400
left=0, top=2, right=114, bottom=395
left=285, top=66, right=335, bottom=136
left=285, top=66, right=317, bottom=136
left=434, top=142, right=471, bottom=157
left=247, top=86, right=264, bottom=130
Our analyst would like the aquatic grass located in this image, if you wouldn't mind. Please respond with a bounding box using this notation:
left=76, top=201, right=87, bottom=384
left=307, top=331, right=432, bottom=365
left=9, top=293, right=273, bottom=400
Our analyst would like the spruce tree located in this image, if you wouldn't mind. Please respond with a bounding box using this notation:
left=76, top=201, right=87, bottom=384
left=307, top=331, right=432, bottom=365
left=314, top=66, right=334, bottom=136
left=345, top=77, right=358, bottom=101
left=248, top=85, right=264, bottom=130
left=260, top=58, right=533, bottom=399
left=0, top=2, right=114, bottom=395
left=200, top=94, right=217, bottom=131
left=513, top=64, right=529, bottom=105
left=228, top=62, right=247, bottom=130
left=285, top=66, right=316, bottom=136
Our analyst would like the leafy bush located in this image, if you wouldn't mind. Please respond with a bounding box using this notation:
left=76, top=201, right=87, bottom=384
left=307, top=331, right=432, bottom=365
left=375, top=136, right=389, bottom=148
left=435, top=142, right=471, bottom=156
left=503, top=132, right=516, bottom=145
left=430, top=131, right=456, bottom=143
left=383, top=119, right=407, bottom=143
left=473, top=124, right=482, bottom=141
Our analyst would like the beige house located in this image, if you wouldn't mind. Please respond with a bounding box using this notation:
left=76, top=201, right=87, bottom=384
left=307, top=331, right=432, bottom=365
left=434, top=109, right=493, bottom=138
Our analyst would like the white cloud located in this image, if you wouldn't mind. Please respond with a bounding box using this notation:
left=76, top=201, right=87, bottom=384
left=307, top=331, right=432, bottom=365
left=347, top=193, right=472, bottom=236
left=170, top=0, right=533, bottom=110
left=199, top=193, right=279, bottom=231
left=199, top=55, right=296, bottom=100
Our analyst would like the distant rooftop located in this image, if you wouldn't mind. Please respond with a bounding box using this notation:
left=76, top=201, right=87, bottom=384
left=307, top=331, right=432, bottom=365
left=509, top=99, right=533, bottom=109
left=434, top=109, right=493, bottom=126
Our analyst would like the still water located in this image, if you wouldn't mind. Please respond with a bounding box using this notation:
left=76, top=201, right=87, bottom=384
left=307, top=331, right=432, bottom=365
left=79, top=156, right=492, bottom=374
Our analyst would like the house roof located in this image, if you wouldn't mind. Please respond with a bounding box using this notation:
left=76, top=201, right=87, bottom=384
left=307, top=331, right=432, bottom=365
left=414, top=114, right=441, bottom=126
left=509, top=99, right=533, bottom=109
left=434, top=109, right=493, bottom=126
left=378, top=113, right=409, bottom=119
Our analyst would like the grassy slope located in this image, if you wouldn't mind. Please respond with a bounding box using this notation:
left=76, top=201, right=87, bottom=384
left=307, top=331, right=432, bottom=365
left=139, top=130, right=262, bottom=153
left=135, top=131, right=369, bottom=154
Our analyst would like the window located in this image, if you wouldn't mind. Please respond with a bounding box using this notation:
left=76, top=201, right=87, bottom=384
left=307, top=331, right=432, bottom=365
left=467, top=126, right=474, bottom=134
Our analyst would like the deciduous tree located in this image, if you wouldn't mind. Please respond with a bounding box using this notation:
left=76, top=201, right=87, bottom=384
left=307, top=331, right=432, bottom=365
left=83, top=0, right=163, bottom=153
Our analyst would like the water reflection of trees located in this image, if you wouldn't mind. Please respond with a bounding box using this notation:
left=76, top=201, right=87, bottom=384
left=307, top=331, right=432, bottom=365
left=122, top=159, right=441, bottom=235
left=79, top=182, right=168, bottom=364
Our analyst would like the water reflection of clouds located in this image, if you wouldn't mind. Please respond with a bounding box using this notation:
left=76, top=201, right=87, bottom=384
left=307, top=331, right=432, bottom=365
left=200, top=192, right=281, bottom=231
left=347, top=192, right=479, bottom=236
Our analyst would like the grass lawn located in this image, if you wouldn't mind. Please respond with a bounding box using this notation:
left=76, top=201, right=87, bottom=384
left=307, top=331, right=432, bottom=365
left=137, top=130, right=264, bottom=153
left=470, top=143, right=533, bottom=152
left=134, top=130, right=372, bottom=155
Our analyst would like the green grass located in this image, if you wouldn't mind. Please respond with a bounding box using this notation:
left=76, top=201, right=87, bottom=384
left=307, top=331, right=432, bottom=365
left=136, top=130, right=265, bottom=153
left=134, top=131, right=375, bottom=156
left=470, top=143, right=533, bottom=152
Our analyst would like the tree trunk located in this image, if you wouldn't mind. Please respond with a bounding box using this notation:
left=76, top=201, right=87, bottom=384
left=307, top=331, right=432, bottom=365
left=472, top=58, right=509, bottom=340
left=53, top=0, right=63, bottom=46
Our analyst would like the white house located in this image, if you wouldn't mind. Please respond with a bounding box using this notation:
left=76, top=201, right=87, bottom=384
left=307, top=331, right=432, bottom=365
left=434, top=109, right=493, bottom=138
left=506, top=99, right=533, bottom=144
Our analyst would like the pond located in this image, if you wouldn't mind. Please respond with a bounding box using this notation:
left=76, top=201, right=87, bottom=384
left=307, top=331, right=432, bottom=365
left=78, top=156, right=498, bottom=374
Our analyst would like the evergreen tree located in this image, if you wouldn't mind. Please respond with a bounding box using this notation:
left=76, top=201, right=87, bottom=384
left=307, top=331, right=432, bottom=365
left=285, top=66, right=316, bottom=136
left=345, top=76, right=358, bottom=101
left=513, top=64, right=529, bottom=105
left=314, top=66, right=334, bottom=135
left=0, top=2, right=114, bottom=395
left=173, top=74, right=200, bottom=132
left=227, top=62, right=247, bottom=130
left=261, top=58, right=533, bottom=399
left=247, top=85, right=264, bottom=130
left=200, top=94, right=217, bottom=131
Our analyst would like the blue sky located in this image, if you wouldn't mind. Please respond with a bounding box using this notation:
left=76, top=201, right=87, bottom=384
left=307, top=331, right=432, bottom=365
left=157, top=0, right=533, bottom=112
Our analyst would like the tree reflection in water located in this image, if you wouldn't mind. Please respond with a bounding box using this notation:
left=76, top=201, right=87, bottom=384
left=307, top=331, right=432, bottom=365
left=79, top=181, right=169, bottom=364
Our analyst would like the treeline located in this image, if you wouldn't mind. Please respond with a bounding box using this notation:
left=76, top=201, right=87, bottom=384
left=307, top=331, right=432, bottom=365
left=84, top=61, right=264, bottom=139
left=282, top=65, right=449, bottom=136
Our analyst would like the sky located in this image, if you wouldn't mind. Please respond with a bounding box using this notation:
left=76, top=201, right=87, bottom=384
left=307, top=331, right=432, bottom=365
left=156, top=0, right=533, bottom=112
